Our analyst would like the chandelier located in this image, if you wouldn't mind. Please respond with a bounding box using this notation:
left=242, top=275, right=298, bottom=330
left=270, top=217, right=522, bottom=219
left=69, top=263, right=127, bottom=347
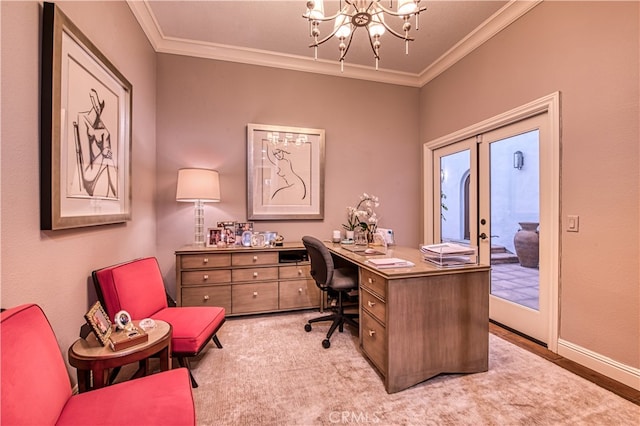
left=303, top=0, right=427, bottom=71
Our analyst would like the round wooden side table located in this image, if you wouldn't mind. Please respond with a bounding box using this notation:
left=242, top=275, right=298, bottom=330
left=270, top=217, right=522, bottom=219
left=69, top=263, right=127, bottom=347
left=69, top=319, right=172, bottom=392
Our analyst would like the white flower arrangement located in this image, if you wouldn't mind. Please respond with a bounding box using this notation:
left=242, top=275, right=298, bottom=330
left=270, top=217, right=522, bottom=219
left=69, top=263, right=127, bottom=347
left=342, top=193, right=380, bottom=235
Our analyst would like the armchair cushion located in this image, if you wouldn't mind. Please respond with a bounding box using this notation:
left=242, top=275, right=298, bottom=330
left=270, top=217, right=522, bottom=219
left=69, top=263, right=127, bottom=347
left=152, top=306, right=226, bottom=354
left=1, top=304, right=195, bottom=426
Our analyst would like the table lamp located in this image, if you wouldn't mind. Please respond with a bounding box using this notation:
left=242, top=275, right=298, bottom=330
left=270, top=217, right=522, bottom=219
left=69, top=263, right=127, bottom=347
left=176, top=168, right=220, bottom=246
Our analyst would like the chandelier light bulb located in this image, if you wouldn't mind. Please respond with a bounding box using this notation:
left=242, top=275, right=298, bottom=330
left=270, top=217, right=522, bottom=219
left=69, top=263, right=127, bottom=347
left=303, top=0, right=426, bottom=70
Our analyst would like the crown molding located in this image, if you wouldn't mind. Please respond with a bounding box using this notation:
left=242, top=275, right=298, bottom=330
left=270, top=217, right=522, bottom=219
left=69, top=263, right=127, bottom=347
left=128, top=0, right=541, bottom=88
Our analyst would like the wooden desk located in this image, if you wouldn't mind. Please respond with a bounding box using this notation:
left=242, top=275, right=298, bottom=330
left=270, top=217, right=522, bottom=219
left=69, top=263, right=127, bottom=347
left=327, top=243, right=490, bottom=393
left=69, top=320, right=172, bottom=392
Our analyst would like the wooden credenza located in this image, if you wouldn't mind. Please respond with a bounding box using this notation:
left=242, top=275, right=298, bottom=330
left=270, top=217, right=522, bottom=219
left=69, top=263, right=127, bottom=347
left=176, top=244, right=320, bottom=316
left=328, top=244, right=491, bottom=394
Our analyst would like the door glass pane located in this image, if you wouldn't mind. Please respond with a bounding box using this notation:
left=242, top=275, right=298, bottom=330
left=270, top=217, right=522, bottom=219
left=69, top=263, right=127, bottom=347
left=440, top=150, right=470, bottom=243
left=489, top=130, right=540, bottom=310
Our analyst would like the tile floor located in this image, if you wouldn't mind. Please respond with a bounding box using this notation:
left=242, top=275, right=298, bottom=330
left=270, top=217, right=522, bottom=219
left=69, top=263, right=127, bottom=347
left=490, top=262, right=540, bottom=310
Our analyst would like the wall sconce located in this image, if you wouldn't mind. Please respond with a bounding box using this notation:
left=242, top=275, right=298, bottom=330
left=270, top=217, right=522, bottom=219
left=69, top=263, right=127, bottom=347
left=176, top=168, right=220, bottom=246
left=513, top=151, right=524, bottom=170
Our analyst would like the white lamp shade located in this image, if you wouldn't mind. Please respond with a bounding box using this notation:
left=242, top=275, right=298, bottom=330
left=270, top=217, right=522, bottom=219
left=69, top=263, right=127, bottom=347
left=397, top=0, right=418, bottom=15
left=368, top=10, right=386, bottom=37
left=334, top=10, right=352, bottom=39
left=176, top=168, right=220, bottom=202
left=306, top=0, right=324, bottom=20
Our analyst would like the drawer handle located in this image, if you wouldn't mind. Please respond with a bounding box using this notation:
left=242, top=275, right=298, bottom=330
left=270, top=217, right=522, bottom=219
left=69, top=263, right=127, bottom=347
left=368, top=330, right=376, bottom=337
left=203, top=274, right=209, bottom=280
left=203, top=258, right=209, bottom=264
left=203, top=295, right=209, bottom=301
left=298, top=269, right=303, bottom=275
left=253, top=291, right=258, bottom=297
left=253, top=272, right=258, bottom=278
left=367, top=300, right=376, bottom=308
left=253, top=256, right=258, bottom=262
left=298, top=288, right=303, bottom=294
left=368, top=277, right=375, bottom=284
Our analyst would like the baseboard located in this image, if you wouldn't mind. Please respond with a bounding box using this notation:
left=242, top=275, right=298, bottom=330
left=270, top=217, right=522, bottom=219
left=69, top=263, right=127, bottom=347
left=558, top=338, right=640, bottom=391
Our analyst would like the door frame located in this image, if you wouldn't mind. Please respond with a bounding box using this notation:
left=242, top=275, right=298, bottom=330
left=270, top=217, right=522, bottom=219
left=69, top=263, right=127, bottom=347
left=422, top=92, right=560, bottom=352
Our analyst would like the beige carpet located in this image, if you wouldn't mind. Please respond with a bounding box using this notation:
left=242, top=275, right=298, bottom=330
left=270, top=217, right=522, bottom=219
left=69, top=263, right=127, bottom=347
left=185, top=311, right=638, bottom=425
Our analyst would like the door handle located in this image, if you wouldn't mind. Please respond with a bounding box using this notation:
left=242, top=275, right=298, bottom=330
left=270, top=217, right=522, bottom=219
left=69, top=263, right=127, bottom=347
left=479, top=233, right=488, bottom=240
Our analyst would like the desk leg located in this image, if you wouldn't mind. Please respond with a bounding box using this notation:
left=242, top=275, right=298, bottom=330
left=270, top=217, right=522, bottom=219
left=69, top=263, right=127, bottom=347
left=76, top=370, right=90, bottom=393
left=91, top=368, right=107, bottom=390
left=159, top=346, right=171, bottom=372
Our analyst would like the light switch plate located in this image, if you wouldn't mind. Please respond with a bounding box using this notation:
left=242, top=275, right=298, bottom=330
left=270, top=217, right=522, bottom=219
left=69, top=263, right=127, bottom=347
left=567, top=215, right=579, bottom=232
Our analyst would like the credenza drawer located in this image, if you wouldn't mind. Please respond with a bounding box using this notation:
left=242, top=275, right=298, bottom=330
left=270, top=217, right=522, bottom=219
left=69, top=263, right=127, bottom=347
left=361, top=287, right=386, bottom=324
left=182, top=285, right=231, bottom=312
left=232, top=267, right=278, bottom=282
left=232, top=282, right=279, bottom=314
left=180, top=253, right=231, bottom=269
left=279, top=264, right=311, bottom=279
left=279, top=279, right=319, bottom=310
left=360, top=269, right=387, bottom=298
left=181, top=270, right=231, bottom=285
left=361, top=311, right=387, bottom=375
left=232, top=252, right=279, bottom=267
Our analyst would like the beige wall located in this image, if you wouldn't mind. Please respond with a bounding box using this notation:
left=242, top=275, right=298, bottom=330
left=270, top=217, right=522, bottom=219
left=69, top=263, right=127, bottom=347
left=1, top=0, right=637, bottom=389
left=1, top=0, right=156, bottom=380
left=155, top=54, right=421, bottom=294
left=419, top=1, right=639, bottom=368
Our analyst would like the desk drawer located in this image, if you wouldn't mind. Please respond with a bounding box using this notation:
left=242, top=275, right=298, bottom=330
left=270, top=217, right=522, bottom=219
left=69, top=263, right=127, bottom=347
left=232, top=282, right=279, bottom=314
left=279, top=279, right=319, bottom=310
left=232, top=267, right=278, bottom=282
left=360, top=269, right=387, bottom=298
left=181, top=270, right=231, bottom=285
left=279, top=264, right=310, bottom=279
left=180, top=253, right=231, bottom=269
left=361, top=311, right=386, bottom=375
left=361, top=287, right=386, bottom=324
left=182, top=285, right=231, bottom=312
left=232, top=252, right=278, bottom=266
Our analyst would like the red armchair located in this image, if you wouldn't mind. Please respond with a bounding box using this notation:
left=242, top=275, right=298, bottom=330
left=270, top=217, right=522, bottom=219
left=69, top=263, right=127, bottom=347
left=0, top=303, right=195, bottom=425
left=92, top=257, right=225, bottom=387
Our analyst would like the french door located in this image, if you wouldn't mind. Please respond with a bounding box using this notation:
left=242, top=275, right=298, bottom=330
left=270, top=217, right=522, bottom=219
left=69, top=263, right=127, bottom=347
left=425, top=93, right=560, bottom=349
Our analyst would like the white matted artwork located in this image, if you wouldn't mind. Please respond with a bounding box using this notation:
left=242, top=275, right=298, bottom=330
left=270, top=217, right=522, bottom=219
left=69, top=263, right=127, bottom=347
left=247, top=124, right=325, bottom=220
left=40, top=3, right=132, bottom=230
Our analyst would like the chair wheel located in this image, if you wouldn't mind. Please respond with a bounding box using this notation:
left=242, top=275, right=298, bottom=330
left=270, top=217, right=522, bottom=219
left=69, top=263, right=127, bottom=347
left=304, top=323, right=312, bottom=332
left=322, top=339, right=331, bottom=349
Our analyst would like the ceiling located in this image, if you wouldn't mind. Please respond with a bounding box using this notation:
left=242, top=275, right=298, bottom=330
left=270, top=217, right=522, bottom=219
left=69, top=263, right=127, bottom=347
left=127, top=1, right=540, bottom=87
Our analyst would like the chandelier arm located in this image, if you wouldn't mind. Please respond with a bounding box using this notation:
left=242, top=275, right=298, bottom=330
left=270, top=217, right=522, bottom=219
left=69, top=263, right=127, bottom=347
left=373, top=2, right=427, bottom=17
left=308, top=24, right=343, bottom=48
left=301, top=10, right=347, bottom=23
left=377, top=18, right=415, bottom=41
left=340, top=31, right=357, bottom=61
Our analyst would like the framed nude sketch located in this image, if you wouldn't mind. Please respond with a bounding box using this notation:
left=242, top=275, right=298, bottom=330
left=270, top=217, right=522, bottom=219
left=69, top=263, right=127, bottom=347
left=40, top=2, right=132, bottom=230
left=247, top=124, right=325, bottom=220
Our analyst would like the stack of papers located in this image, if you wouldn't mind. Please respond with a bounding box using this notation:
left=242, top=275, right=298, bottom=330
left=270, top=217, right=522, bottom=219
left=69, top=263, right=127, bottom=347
left=420, top=243, right=477, bottom=267
left=367, top=258, right=415, bottom=269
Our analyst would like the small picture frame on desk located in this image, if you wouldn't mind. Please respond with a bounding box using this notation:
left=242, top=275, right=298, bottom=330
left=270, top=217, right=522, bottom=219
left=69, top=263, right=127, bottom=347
left=217, top=221, right=236, bottom=245
left=206, top=228, right=224, bottom=247
left=84, top=301, right=112, bottom=346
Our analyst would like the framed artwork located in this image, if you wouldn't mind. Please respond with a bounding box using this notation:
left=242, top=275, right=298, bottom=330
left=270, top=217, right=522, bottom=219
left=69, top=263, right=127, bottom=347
left=247, top=124, right=325, bottom=220
left=40, top=2, right=132, bottom=230
left=206, top=228, right=224, bottom=247
left=84, top=301, right=112, bottom=346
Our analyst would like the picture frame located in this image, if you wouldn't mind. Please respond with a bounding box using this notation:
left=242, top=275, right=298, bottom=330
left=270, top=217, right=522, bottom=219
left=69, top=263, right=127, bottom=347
left=40, top=2, right=132, bottom=230
left=206, top=228, right=224, bottom=247
left=247, top=124, right=325, bottom=220
left=84, top=301, right=112, bottom=346
left=217, top=221, right=237, bottom=245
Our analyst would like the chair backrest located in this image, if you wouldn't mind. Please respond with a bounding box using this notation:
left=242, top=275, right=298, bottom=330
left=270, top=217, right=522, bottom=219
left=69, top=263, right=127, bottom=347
left=302, top=236, right=335, bottom=289
left=1, top=304, right=72, bottom=425
left=92, top=257, right=168, bottom=320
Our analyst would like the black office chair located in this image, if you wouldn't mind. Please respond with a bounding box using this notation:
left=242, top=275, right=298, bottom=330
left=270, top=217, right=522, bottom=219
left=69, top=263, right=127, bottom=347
left=302, top=236, right=359, bottom=348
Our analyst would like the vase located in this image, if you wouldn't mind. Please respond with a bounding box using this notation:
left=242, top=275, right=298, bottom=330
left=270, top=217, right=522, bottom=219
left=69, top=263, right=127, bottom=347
left=513, top=222, right=539, bottom=268
left=345, top=230, right=355, bottom=241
